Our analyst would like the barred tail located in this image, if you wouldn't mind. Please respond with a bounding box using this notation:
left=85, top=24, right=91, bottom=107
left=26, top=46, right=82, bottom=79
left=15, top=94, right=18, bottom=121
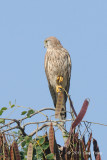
left=55, top=92, right=66, bottom=120
left=60, top=104, right=66, bottom=120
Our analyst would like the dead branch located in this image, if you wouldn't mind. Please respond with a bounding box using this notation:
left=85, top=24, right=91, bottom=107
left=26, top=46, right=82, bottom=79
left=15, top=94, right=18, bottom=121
left=0, top=107, right=55, bottom=129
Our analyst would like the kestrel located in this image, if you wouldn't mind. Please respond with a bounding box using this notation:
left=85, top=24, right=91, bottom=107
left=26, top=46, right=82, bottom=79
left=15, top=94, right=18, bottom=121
left=44, top=36, right=71, bottom=120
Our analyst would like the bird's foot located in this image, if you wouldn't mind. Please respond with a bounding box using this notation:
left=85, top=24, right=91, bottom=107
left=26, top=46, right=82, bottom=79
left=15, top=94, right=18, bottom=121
left=56, top=76, right=63, bottom=84
left=56, top=85, right=62, bottom=93
left=59, top=76, right=63, bottom=83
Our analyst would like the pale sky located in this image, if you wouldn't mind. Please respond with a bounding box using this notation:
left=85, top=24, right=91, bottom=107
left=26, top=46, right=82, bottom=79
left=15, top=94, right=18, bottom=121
left=0, top=0, right=107, bottom=159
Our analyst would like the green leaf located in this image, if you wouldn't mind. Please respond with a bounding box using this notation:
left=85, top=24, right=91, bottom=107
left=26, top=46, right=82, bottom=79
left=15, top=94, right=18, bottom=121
left=23, top=147, right=28, bottom=155
left=19, top=136, right=24, bottom=141
left=27, top=109, right=35, bottom=117
left=1, top=107, right=7, bottom=111
left=25, top=136, right=32, bottom=143
left=46, top=153, right=54, bottom=159
left=42, top=143, right=49, bottom=150
left=36, top=154, right=43, bottom=160
left=11, top=104, right=15, bottom=108
left=21, top=111, right=27, bottom=115
left=21, top=141, right=26, bottom=147
left=36, top=146, right=42, bottom=154
left=0, top=119, right=5, bottom=123
left=0, top=110, right=3, bottom=115
left=39, top=137, right=45, bottom=145
left=0, top=107, right=7, bottom=116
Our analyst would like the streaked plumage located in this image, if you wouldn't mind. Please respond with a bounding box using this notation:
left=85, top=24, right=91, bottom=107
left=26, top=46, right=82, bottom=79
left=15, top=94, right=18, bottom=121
left=44, top=36, right=71, bottom=119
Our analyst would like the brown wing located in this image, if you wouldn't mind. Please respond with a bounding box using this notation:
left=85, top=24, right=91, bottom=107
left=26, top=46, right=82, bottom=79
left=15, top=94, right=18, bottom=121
left=44, top=52, right=57, bottom=107
left=64, top=52, right=71, bottom=103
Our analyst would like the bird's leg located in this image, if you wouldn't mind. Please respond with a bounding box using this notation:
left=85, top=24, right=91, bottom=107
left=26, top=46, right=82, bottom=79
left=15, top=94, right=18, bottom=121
left=56, top=76, right=63, bottom=84
left=56, top=76, right=63, bottom=92
left=56, top=76, right=60, bottom=84
left=59, top=76, right=63, bottom=83
left=56, top=85, right=62, bottom=93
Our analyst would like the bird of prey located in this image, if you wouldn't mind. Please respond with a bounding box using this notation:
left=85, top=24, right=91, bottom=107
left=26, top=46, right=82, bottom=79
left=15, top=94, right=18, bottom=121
left=44, top=36, right=71, bottom=120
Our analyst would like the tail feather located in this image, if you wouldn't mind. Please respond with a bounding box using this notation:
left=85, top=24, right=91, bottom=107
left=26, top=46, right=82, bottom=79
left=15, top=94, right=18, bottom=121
left=60, top=104, right=66, bottom=120
left=55, top=92, right=66, bottom=120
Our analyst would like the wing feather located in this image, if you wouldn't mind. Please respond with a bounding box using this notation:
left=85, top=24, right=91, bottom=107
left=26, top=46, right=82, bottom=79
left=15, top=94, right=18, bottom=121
left=45, top=52, right=57, bottom=106
left=64, top=53, right=71, bottom=103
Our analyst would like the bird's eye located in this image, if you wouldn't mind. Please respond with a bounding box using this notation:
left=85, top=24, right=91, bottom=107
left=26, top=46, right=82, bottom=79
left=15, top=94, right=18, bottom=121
left=45, top=40, right=47, bottom=43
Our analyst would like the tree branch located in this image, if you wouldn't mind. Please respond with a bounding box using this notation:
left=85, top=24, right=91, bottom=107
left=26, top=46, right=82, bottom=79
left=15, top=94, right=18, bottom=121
left=0, top=107, right=55, bottom=129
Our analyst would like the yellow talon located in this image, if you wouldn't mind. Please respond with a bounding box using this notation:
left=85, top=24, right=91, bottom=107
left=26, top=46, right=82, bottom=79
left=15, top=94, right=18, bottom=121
left=56, top=85, right=62, bottom=93
left=59, top=76, right=63, bottom=83
left=56, top=76, right=63, bottom=84
left=57, top=76, right=60, bottom=81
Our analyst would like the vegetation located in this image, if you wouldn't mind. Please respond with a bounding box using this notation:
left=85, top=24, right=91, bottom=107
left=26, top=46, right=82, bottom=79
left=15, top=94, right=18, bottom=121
left=0, top=98, right=101, bottom=160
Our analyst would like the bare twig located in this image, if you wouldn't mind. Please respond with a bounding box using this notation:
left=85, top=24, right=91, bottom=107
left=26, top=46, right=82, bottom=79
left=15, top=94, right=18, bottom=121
left=0, top=108, right=55, bottom=129
left=29, top=121, right=63, bottom=136
left=1, top=117, right=107, bottom=135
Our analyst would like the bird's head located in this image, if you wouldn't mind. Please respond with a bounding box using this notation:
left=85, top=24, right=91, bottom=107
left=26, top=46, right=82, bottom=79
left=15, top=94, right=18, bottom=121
left=44, top=36, right=62, bottom=49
